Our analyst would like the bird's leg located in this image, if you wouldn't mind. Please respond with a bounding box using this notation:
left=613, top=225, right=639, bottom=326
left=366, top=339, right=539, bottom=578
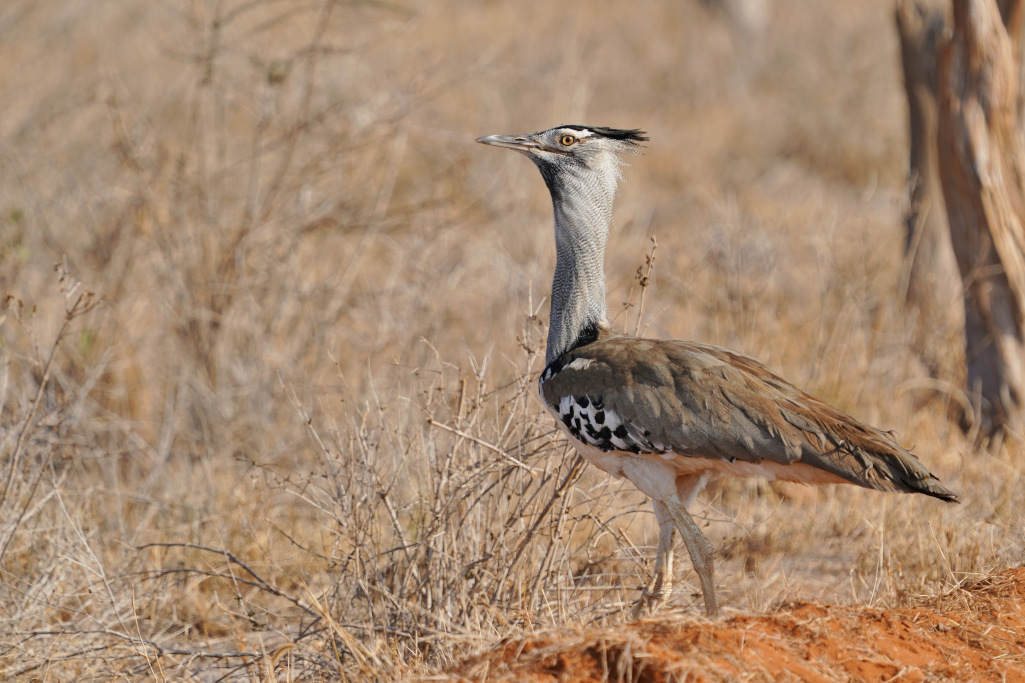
left=664, top=491, right=719, bottom=617
left=633, top=472, right=714, bottom=617
left=647, top=515, right=676, bottom=600
left=632, top=500, right=675, bottom=617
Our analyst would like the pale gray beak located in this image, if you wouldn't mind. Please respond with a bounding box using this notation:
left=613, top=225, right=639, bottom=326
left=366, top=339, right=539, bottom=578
left=475, top=133, right=539, bottom=153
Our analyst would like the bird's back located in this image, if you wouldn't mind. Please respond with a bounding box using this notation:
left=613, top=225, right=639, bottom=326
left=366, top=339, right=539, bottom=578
left=539, top=329, right=958, bottom=502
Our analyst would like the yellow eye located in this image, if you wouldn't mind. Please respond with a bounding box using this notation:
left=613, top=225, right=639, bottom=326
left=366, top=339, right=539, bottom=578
left=559, top=134, right=576, bottom=146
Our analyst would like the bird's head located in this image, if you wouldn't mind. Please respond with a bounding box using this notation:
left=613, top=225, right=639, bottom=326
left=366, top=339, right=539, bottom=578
left=476, top=125, right=647, bottom=197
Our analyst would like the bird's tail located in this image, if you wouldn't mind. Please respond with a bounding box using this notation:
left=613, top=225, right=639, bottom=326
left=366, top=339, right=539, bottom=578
left=859, top=446, right=959, bottom=503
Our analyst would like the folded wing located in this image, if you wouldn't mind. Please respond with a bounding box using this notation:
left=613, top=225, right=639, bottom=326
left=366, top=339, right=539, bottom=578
left=540, top=334, right=958, bottom=502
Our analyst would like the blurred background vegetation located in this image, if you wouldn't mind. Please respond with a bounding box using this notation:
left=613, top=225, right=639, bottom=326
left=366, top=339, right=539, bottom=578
left=0, top=0, right=1018, bottom=680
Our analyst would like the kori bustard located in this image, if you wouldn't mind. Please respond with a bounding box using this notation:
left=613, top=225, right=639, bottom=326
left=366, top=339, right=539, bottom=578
left=476, top=125, right=958, bottom=617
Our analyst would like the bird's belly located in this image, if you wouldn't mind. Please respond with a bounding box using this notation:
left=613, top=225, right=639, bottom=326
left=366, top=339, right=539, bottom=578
left=564, top=433, right=632, bottom=477
left=663, top=452, right=849, bottom=485
left=551, top=418, right=682, bottom=500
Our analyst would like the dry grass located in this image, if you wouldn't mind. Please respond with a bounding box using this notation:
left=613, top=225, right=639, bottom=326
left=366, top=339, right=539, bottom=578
left=0, top=0, right=1021, bottom=680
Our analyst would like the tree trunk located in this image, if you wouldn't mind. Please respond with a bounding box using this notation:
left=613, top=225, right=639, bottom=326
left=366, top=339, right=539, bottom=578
left=896, top=1, right=966, bottom=388
left=936, top=0, right=1025, bottom=440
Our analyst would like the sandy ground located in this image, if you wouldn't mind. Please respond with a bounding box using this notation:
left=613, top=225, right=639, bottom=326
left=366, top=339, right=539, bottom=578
left=434, top=568, right=1025, bottom=682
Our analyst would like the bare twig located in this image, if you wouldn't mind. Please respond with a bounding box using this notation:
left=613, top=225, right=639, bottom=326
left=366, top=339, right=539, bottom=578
left=0, top=265, right=98, bottom=566
left=136, top=542, right=318, bottom=619
left=426, top=417, right=539, bottom=473
left=634, top=236, right=658, bottom=337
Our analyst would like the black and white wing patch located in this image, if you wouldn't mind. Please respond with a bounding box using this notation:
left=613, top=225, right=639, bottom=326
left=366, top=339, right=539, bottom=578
left=552, top=393, right=671, bottom=455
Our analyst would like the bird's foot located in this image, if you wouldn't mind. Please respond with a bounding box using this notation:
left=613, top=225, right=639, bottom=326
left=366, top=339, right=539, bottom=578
left=631, top=580, right=672, bottom=618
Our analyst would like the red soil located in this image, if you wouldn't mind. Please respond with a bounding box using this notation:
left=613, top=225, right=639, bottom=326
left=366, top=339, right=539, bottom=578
left=440, top=568, right=1025, bottom=682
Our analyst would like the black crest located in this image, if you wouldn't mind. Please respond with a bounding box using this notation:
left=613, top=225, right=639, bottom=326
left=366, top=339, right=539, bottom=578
left=559, top=125, right=648, bottom=144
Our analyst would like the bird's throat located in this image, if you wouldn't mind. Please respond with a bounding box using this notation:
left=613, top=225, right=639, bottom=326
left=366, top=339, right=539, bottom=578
left=546, top=190, right=612, bottom=365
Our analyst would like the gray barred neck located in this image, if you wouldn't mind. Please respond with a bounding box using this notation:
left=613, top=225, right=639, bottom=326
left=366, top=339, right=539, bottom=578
left=546, top=256, right=607, bottom=365
left=544, top=174, right=615, bottom=365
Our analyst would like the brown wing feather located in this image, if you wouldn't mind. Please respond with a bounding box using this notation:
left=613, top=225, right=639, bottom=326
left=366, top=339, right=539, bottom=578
left=540, top=333, right=958, bottom=502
